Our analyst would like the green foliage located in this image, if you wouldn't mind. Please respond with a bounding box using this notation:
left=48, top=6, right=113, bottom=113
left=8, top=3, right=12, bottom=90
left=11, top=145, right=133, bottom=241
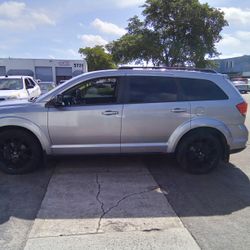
left=78, top=46, right=116, bottom=71
left=106, top=16, right=163, bottom=65
left=107, top=0, right=228, bottom=67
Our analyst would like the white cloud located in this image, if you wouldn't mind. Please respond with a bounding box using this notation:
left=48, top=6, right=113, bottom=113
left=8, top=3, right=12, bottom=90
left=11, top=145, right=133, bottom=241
left=218, top=34, right=241, bottom=48
left=48, top=55, right=56, bottom=59
left=78, top=34, right=108, bottom=47
left=67, top=49, right=78, bottom=57
left=31, top=12, right=55, bottom=26
left=114, top=0, right=144, bottom=8
left=50, top=48, right=81, bottom=59
left=216, top=53, right=243, bottom=59
left=0, top=1, right=25, bottom=18
left=0, top=1, right=55, bottom=31
left=216, top=32, right=250, bottom=58
left=199, top=0, right=232, bottom=6
left=91, top=18, right=126, bottom=36
left=220, top=7, right=250, bottom=26
left=235, top=31, right=250, bottom=41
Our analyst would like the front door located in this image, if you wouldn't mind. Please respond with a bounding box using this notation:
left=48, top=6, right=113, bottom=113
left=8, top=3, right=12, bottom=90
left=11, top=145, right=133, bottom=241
left=48, top=77, right=122, bottom=154
left=25, top=78, right=36, bottom=98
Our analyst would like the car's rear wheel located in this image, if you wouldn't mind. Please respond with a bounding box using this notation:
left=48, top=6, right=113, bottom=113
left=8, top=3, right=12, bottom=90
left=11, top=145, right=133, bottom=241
left=177, top=132, right=222, bottom=174
left=0, top=129, right=42, bottom=174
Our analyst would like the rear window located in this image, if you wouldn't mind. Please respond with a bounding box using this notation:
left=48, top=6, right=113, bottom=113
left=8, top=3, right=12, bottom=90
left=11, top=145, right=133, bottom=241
left=127, top=76, right=178, bottom=103
left=178, top=78, right=228, bottom=101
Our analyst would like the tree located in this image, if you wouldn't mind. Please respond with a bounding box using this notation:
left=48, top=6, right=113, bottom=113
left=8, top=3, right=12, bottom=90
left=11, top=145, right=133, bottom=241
left=107, top=0, right=228, bottom=67
left=78, top=46, right=116, bottom=71
left=106, top=16, right=163, bottom=65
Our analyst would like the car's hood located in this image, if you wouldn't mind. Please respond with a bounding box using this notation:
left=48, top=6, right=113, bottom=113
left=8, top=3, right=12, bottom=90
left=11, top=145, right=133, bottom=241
left=0, top=99, right=30, bottom=108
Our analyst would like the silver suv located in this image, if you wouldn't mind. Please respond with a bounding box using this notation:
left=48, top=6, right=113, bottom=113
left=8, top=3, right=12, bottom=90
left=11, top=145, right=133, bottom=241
left=0, top=67, right=248, bottom=174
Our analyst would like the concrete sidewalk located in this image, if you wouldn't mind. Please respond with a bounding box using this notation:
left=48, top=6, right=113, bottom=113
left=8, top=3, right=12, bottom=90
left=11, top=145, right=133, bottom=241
left=24, top=157, right=200, bottom=250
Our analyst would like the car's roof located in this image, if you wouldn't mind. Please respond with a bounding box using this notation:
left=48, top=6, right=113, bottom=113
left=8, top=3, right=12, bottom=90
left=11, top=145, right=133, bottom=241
left=0, top=75, right=32, bottom=79
left=87, top=68, right=223, bottom=80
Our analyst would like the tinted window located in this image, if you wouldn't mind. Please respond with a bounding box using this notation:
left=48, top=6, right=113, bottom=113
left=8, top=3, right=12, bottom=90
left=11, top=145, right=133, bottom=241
left=62, top=77, right=118, bottom=106
left=178, top=78, right=228, bottom=101
left=128, top=76, right=178, bottom=103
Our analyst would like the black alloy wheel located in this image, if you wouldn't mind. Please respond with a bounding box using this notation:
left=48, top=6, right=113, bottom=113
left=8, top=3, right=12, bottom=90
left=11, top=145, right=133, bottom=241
left=177, top=132, right=222, bottom=174
left=0, top=129, right=42, bottom=174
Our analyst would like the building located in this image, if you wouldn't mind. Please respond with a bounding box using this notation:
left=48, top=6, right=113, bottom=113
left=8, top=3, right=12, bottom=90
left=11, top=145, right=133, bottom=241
left=0, top=58, right=88, bottom=84
left=214, top=55, right=250, bottom=78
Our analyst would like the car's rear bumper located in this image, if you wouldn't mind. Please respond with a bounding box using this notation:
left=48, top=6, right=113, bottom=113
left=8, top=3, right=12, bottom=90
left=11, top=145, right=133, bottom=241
left=228, top=124, right=248, bottom=149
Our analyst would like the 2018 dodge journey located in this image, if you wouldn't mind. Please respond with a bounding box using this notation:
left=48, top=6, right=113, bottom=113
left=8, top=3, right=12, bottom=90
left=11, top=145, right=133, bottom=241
left=0, top=67, right=248, bottom=174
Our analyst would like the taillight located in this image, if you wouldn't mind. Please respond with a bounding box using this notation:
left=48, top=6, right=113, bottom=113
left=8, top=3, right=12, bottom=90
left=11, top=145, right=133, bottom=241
left=236, top=102, right=248, bottom=116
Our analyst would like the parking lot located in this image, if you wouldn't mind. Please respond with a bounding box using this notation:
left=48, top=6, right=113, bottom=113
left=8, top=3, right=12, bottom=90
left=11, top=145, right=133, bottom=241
left=0, top=93, right=250, bottom=250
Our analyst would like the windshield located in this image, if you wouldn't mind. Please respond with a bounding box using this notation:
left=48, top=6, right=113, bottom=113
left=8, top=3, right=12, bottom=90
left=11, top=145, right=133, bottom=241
left=39, top=82, right=53, bottom=90
left=0, top=79, right=23, bottom=90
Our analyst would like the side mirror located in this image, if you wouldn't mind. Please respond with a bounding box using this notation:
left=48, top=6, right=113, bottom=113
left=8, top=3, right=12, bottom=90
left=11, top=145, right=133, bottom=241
left=53, top=94, right=65, bottom=107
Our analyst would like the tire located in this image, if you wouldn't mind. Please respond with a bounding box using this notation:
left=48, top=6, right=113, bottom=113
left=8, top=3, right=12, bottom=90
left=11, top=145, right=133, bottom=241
left=0, top=129, right=42, bottom=174
left=177, top=131, right=222, bottom=174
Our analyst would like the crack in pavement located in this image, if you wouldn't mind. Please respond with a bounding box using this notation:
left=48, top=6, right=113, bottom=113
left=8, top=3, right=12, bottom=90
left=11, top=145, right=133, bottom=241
left=95, top=174, right=106, bottom=233
left=95, top=173, right=159, bottom=233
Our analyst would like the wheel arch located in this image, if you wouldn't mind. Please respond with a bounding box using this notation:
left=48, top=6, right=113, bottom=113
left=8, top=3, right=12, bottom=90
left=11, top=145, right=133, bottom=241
left=0, top=118, right=51, bottom=154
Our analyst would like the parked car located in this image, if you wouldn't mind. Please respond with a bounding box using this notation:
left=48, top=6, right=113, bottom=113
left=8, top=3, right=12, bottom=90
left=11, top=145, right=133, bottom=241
left=0, top=67, right=248, bottom=174
left=247, top=79, right=250, bottom=92
left=232, top=80, right=248, bottom=94
left=38, top=81, right=56, bottom=95
left=0, top=75, right=41, bottom=101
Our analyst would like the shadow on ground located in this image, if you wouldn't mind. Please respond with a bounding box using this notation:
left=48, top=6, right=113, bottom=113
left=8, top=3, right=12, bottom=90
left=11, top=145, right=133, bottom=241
left=146, top=155, right=250, bottom=217
left=0, top=165, right=54, bottom=225
left=0, top=154, right=250, bottom=225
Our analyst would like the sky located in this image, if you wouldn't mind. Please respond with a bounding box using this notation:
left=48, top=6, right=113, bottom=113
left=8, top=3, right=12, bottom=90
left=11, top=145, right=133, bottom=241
left=0, top=0, right=250, bottom=60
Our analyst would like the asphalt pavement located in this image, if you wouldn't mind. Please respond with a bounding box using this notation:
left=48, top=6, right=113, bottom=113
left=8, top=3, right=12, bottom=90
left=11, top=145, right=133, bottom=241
left=0, top=93, right=250, bottom=250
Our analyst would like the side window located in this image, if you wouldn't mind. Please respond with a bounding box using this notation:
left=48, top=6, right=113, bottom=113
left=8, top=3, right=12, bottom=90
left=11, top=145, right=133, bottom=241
left=62, top=77, right=118, bottom=106
left=25, top=79, right=32, bottom=89
left=178, top=78, right=228, bottom=101
left=29, top=78, right=37, bottom=87
left=127, top=76, right=178, bottom=103
left=25, top=78, right=35, bottom=89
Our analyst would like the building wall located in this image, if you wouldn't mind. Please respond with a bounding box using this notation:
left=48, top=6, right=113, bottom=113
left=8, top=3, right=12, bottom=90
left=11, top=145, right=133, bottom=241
left=214, top=55, right=250, bottom=77
left=0, top=58, right=88, bottom=84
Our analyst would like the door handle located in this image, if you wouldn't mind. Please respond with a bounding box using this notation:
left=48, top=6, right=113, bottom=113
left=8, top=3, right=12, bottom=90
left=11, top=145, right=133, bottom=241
left=171, top=108, right=187, bottom=113
left=102, top=110, right=119, bottom=116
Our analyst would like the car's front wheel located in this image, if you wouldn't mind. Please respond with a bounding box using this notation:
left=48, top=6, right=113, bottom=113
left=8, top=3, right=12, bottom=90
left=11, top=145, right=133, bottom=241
left=0, top=129, right=42, bottom=174
left=177, top=131, right=222, bottom=174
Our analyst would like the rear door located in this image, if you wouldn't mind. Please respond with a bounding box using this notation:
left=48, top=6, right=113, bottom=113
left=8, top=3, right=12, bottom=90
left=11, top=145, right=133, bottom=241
left=177, top=78, right=230, bottom=123
left=121, top=75, right=191, bottom=153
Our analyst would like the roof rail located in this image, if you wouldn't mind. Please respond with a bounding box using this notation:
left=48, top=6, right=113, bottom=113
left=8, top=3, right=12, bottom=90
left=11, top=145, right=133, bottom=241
left=118, top=66, right=217, bottom=74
